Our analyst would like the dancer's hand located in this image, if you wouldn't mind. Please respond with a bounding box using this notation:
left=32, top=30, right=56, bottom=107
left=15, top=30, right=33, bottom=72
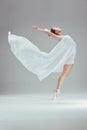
left=32, top=26, right=39, bottom=30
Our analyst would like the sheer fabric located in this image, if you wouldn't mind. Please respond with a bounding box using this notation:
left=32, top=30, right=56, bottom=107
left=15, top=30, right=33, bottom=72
left=8, top=32, right=77, bottom=81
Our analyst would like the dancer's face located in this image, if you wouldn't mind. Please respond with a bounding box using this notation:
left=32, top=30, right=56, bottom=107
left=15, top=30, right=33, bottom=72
left=53, top=27, right=62, bottom=35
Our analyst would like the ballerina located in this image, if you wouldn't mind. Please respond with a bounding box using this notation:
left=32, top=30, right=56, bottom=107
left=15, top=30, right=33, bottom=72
left=32, top=26, right=76, bottom=101
left=8, top=26, right=77, bottom=101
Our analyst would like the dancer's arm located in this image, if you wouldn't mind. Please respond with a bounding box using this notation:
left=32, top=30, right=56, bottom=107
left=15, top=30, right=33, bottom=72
left=32, top=26, right=63, bottom=41
left=32, top=26, right=50, bottom=35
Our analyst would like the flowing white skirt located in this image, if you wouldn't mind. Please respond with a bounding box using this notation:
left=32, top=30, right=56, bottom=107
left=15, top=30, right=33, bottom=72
left=8, top=32, right=77, bottom=81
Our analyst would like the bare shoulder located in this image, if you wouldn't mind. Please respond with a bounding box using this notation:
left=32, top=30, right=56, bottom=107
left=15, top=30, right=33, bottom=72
left=57, top=35, right=71, bottom=42
left=63, top=35, right=72, bottom=40
left=58, top=35, right=66, bottom=41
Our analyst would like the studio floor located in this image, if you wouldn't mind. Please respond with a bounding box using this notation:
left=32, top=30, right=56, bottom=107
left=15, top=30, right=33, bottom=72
left=0, top=93, right=87, bottom=130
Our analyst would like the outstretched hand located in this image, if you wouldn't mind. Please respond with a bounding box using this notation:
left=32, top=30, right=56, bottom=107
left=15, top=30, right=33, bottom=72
left=32, top=26, right=38, bottom=30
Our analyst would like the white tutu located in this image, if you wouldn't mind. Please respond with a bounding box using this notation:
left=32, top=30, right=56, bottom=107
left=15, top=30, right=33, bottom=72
left=8, top=32, right=77, bottom=81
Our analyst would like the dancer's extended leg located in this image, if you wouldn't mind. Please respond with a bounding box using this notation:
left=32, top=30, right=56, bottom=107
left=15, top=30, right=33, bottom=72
left=52, top=64, right=74, bottom=101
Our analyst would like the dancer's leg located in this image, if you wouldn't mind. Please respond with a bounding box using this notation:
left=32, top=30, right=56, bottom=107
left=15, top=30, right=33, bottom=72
left=53, top=64, right=74, bottom=101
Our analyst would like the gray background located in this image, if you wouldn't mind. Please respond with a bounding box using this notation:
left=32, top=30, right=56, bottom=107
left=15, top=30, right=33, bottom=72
left=0, top=0, right=87, bottom=94
left=0, top=1, right=87, bottom=130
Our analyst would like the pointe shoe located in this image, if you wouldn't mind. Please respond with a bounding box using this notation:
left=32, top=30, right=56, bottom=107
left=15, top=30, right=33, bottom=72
left=52, top=89, right=60, bottom=101
left=52, top=93, right=57, bottom=101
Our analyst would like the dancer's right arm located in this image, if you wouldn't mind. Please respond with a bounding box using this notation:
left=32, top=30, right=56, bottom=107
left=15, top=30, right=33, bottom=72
left=32, top=26, right=50, bottom=35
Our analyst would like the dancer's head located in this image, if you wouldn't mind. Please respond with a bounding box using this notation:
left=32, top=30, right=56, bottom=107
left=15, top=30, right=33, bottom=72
left=50, top=27, right=62, bottom=35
